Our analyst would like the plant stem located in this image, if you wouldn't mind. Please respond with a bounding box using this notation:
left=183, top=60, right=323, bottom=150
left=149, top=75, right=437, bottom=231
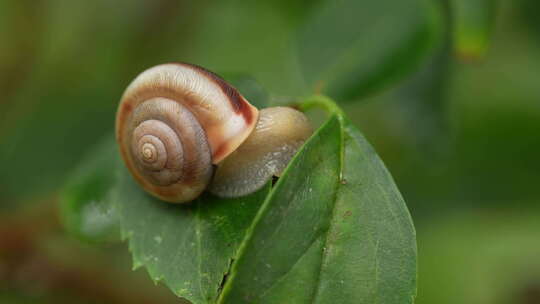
left=297, top=95, right=345, bottom=122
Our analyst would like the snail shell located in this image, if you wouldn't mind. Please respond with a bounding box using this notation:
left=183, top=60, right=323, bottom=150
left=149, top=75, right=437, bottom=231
left=116, top=63, right=258, bottom=203
left=116, top=63, right=312, bottom=203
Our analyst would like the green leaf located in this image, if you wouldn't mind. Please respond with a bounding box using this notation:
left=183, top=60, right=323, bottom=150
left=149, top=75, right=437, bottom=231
left=219, top=101, right=416, bottom=303
left=335, top=120, right=417, bottom=303
left=116, top=170, right=271, bottom=304
left=59, top=135, right=120, bottom=243
left=451, top=0, right=497, bottom=61
left=296, top=0, right=441, bottom=101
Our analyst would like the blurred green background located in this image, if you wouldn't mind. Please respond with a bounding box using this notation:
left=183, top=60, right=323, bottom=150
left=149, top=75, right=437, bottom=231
left=1, top=0, right=539, bottom=303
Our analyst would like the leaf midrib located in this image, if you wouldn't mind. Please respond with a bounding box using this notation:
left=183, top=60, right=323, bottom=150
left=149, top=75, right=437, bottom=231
left=308, top=116, right=345, bottom=304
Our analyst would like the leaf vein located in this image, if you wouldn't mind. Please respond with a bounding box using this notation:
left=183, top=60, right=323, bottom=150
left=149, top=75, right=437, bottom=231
left=309, top=119, right=345, bottom=304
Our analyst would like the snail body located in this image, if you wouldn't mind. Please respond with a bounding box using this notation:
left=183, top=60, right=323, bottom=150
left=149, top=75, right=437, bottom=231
left=116, top=63, right=311, bottom=203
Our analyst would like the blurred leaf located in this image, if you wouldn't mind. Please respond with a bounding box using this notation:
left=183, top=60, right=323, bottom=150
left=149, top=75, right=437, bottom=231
left=187, top=1, right=307, bottom=97
left=451, top=0, right=498, bottom=60
left=59, top=135, right=120, bottom=243
left=0, top=87, right=117, bottom=208
left=447, top=35, right=540, bottom=205
left=220, top=73, right=269, bottom=108
left=417, top=208, right=540, bottom=304
left=454, top=105, right=540, bottom=204
left=518, top=0, right=540, bottom=37
left=220, top=113, right=416, bottom=303
left=0, top=0, right=153, bottom=207
left=296, top=0, right=441, bottom=101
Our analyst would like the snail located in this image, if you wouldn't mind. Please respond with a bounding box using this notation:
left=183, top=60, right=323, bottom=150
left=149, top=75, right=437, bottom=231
left=116, top=63, right=312, bottom=203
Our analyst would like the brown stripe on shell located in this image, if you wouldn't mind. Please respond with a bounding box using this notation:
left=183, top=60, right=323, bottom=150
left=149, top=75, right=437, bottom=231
left=175, top=62, right=255, bottom=125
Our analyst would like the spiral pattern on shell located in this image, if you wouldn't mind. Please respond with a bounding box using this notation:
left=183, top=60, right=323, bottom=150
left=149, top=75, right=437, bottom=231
left=124, top=97, right=212, bottom=202
left=116, top=63, right=259, bottom=203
